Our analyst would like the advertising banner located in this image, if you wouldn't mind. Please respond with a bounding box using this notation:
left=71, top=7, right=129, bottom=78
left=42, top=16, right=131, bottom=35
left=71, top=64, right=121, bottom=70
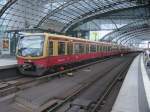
left=89, top=31, right=100, bottom=41
left=2, top=38, right=9, bottom=51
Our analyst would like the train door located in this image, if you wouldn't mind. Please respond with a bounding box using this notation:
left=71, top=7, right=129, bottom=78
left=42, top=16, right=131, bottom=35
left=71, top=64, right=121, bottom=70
left=57, top=40, right=68, bottom=64
left=67, top=41, right=73, bottom=62
left=47, top=39, right=54, bottom=66
left=103, top=44, right=106, bottom=56
left=48, top=40, right=54, bottom=56
left=85, top=43, right=90, bottom=59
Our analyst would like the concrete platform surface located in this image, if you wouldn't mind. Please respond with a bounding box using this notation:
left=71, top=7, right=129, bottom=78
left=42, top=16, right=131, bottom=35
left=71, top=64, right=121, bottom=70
left=0, top=58, right=17, bottom=69
left=112, top=54, right=150, bottom=112
left=111, top=55, right=139, bottom=112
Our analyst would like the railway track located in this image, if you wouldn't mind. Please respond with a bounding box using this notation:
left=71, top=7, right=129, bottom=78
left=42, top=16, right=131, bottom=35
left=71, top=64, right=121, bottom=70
left=0, top=67, right=20, bottom=81
left=90, top=59, right=131, bottom=112
left=43, top=54, right=136, bottom=112
left=0, top=56, right=114, bottom=97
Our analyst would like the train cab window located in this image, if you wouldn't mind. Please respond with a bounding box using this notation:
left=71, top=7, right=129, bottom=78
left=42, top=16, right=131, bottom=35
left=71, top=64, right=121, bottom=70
left=58, top=42, right=65, bottom=55
left=48, top=41, right=53, bottom=56
left=86, top=44, right=89, bottom=53
left=67, top=42, right=73, bottom=55
left=90, top=44, right=96, bottom=52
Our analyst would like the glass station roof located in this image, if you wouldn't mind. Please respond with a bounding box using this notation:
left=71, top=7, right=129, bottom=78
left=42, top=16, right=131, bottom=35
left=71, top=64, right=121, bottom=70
left=0, top=0, right=148, bottom=32
left=0, top=0, right=7, bottom=10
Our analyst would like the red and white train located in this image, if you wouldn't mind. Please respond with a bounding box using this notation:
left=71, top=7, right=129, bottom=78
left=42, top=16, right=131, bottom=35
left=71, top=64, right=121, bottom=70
left=16, top=33, right=131, bottom=76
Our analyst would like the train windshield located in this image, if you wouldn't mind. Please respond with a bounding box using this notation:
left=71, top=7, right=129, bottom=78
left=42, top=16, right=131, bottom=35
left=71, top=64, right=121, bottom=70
left=17, top=35, right=44, bottom=57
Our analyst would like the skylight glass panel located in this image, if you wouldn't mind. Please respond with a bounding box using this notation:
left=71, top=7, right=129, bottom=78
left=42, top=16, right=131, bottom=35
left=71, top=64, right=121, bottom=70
left=0, top=0, right=7, bottom=10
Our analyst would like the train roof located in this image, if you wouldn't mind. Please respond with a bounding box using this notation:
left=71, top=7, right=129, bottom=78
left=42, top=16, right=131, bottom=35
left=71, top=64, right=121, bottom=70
left=21, top=32, right=117, bottom=46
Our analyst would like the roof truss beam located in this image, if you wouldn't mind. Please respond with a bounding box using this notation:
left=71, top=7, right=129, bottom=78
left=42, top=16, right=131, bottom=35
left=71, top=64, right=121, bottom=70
left=61, top=0, right=141, bottom=32
left=36, top=0, right=81, bottom=28
left=0, top=0, right=18, bottom=17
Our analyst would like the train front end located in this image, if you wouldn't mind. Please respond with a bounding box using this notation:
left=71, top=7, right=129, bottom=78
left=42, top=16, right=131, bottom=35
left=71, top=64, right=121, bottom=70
left=16, top=34, right=48, bottom=76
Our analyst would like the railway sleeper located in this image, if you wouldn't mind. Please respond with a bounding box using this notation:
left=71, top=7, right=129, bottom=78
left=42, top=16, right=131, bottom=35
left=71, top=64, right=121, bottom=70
left=67, top=99, right=93, bottom=112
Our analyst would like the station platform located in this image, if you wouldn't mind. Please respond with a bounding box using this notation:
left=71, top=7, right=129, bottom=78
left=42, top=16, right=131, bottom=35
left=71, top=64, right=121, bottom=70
left=111, top=54, right=150, bottom=112
left=0, top=58, right=17, bottom=70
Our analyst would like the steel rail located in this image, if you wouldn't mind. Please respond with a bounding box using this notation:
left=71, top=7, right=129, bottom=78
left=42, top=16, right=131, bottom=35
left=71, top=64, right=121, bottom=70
left=90, top=58, right=133, bottom=112
left=60, top=55, right=135, bottom=112
left=0, top=56, right=114, bottom=97
left=44, top=54, right=134, bottom=112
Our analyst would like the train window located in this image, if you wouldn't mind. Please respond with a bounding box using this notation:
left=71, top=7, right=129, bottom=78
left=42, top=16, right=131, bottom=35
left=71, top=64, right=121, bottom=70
left=86, top=44, right=89, bottom=53
left=99, top=45, right=101, bottom=51
left=98, top=45, right=101, bottom=51
left=112, top=46, right=114, bottom=51
left=90, top=44, right=96, bottom=52
left=97, top=45, right=99, bottom=52
left=48, top=41, right=53, bottom=56
left=74, top=43, right=80, bottom=54
left=67, top=42, right=73, bottom=55
left=79, top=44, right=85, bottom=54
left=102, top=46, right=104, bottom=51
left=74, top=43, right=85, bottom=54
left=109, top=46, right=112, bottom=51
left=105, top=46, right=107, bottom=51
left=104, top=46, right=106, bottom=51
left=106, top=46, right=108, bottom=51
left=98, top=45, right=100, bottom=51
left=100, top=45, right=102, bottom=51
left=108, top=46, right=110, bottom=51
left=58, top=42, right=65, bottom=55
left=101, top=45, right=104, bottom=51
